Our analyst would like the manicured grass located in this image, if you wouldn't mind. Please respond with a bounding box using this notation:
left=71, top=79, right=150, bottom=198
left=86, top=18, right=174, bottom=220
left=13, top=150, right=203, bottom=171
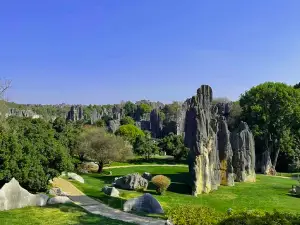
left=106, top=155, right=187, bottom=167
left=0, top=203, right=134, bottom=225
left=73, top=166, right=300, bottom=216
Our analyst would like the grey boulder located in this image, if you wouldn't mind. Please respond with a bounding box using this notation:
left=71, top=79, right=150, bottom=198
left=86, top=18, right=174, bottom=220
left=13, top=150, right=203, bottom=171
left=113, top=173, right=148, bottom=190
left=0, top=178, right=49, bottom=211
left=62, top=172, right=84, bottom=184
left=49, top=187, right=67, bottom=196
left=48, top=196, right=72, bottom=205
left=142, top=172, right=152, bottom=181
left=123, top=193, right=164, bottom=214
left=102, top=186, right=120, bottom=197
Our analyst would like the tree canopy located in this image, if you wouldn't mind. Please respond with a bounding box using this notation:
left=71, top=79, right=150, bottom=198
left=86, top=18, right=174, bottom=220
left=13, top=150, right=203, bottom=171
left=115, top=124, right=145, bottom=144
left=77, top=128, right=133, bottom=172
left=240, top=82, right=300, bottom=171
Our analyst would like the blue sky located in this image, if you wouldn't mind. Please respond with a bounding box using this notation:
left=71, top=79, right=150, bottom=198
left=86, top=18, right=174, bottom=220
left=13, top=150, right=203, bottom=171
left=1, top=0, right=300, bottom=104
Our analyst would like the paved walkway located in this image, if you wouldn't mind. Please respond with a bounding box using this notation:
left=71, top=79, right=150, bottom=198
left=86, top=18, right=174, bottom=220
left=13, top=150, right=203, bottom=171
left=52, top=178, right=167, bottom=225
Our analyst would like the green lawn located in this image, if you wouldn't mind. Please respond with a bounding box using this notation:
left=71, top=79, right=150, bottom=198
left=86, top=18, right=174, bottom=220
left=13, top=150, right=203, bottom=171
left=0, top=203, right=134, bottom=225
left=105, top=155, right=187, bottom=167
left=73, top=166, right=300, bottom=216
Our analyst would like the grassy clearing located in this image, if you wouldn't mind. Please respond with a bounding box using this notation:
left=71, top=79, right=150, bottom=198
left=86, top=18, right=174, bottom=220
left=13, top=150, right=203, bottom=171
left=0, top=203, right=134, bottom=225
left=105, top=155, right=187, bottom=167
left=73, top=166, right=300, bottom=216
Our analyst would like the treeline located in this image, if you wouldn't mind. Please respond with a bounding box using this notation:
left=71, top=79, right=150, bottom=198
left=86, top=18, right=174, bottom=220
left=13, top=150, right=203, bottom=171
left=1, top=81, right=300, bottom=193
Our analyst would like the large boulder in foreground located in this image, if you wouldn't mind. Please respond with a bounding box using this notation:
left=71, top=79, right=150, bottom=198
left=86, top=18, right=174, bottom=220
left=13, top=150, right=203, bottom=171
left=123, top=193, right=164, bottom=214
left=231, top=121, right=256, bottom=182
left=0, top=178, right=49, bottom=211
left=113, top=173, right=148, bottom=190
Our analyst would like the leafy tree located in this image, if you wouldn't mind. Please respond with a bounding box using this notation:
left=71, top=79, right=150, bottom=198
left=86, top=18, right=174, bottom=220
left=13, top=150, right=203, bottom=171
left=53, top=117, right=66, bottom=133
left=240, top=82, right=300, bottom=171
left=120, top=116, right=135, bottom=125
left=115, top=124, right=145, bottom=144
left=94, top=119, right=105, bottom=127
left=123, top=101, right=137, bottom=117
left=137, top=103, right=152, bottom=117
left=294, top=82, right=300, bottom=89
left=77, top=128, right=133, bottom=173
left=133, top=135, right=159, bottom=160
left=162, top=102, right=181, bottom=121
left=0, top=117, right=73, bottom=192
left=158, top=133, right=189, bottom=160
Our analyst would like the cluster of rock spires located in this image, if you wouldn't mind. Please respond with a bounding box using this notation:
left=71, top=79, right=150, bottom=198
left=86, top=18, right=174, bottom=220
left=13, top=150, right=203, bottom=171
left=183, top=85, right=256, bottom=195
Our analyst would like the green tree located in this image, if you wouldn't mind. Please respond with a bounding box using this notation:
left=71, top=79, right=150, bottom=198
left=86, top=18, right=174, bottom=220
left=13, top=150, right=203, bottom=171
left=240, top=82, right=300, bottom=171
left=294, top=82, right=300, bottom=89
left=162, top=102, right=181, bottom=121
left=77, top=128, right=133, bottom=173
left=138, top=103, right=152, bottom=117
left=120, top=116, right=135, bottom=125
left=115, top=124, right=145, bottom=144
left=158, top=133, right=189, bottom=160
left=0, top=117, right=73, bottom=192
left=94, top=119, right=105, bottom=127
left=123, top=101, right=137, bottom=117
left=133, top=136, right=159, bottom=160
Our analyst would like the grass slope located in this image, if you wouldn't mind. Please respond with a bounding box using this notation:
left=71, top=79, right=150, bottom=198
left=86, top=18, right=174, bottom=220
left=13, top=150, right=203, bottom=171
left=73, top=166, right=299, bottom=215
left=0, top=203, right=134, bottom=225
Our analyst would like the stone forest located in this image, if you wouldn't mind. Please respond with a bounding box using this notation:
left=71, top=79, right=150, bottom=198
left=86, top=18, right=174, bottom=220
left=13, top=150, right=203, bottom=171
left=0, top=83, right=300, bottom=225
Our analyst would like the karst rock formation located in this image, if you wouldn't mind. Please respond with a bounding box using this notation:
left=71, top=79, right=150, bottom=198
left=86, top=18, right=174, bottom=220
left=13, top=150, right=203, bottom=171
left=184, top=85, right=256, bottom=196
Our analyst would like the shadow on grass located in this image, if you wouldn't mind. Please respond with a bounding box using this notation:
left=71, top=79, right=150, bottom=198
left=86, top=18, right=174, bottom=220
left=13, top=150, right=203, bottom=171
left=286, top=193, right=300, bottom=199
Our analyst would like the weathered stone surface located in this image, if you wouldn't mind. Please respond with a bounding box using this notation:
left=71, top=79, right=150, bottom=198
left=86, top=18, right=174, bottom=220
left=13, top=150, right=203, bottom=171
left=150, top=109, right=163, bottom=138
left=80, top=162, right=99, bottom=173
left=102, top=186, right=120, bottom=197
left=123, top=193, right=164, bottom=214
left=215, top=102, right=232, bottom=119
left=231, top=121, right=256, bottom=182
left=259, top=151, right=273, bottom=175
left=142, top=172, right=152, bottom=181
left=107, top=119, right=120, bottom=133
left=0, top=178, right=49, bottom=211
left=5, top=108, right=41, bottom=119
left=113, top=173, right=148, bottom=190
left=218, top=116, right=235, bottom=186
left=66, top=105, right=84, bottom=121
left=62, top=172, right=84, bottom=184
left=184, top=85, right=221, bottom=195
left=49, top=187, right=67, bottom=196
left=48, top=196, right=72, bottom=205
left=36, top=194, right=49, bottom=207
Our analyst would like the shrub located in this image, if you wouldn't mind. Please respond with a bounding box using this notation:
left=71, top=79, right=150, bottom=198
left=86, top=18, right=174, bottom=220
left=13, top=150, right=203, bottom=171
left=220, top=210, right=300, bottom=225
left=167, top=207, right=300, bottom=225
left=151, top=175, right=171, bottom=194
left=167, top=206, right=222, bottom=225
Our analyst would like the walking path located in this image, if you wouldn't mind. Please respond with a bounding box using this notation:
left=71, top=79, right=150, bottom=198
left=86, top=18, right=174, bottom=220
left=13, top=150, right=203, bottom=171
left=103, top=164, right=187, bottom=169
left=52, top=178, right=167, bottom=225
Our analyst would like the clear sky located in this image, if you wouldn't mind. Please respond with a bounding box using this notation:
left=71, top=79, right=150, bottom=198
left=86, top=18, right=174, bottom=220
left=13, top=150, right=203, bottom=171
left=1, top=1, right=300, bottom=105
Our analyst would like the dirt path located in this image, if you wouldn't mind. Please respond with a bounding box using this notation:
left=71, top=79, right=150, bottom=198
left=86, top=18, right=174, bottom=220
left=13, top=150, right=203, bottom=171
left=53, top=178, right=167, bottom=225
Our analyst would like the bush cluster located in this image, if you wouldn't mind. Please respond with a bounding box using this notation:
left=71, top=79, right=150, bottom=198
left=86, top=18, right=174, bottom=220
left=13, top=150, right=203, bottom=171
left=167, top=206, right=300, bottom=225
left=151, top=175, right=171, bottom=194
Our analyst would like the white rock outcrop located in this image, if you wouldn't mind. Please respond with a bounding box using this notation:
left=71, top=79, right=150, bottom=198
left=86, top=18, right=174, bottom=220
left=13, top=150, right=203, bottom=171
left=0, top=178, right=49, bottom=211
left=62, top=172, right=84, bottom=184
